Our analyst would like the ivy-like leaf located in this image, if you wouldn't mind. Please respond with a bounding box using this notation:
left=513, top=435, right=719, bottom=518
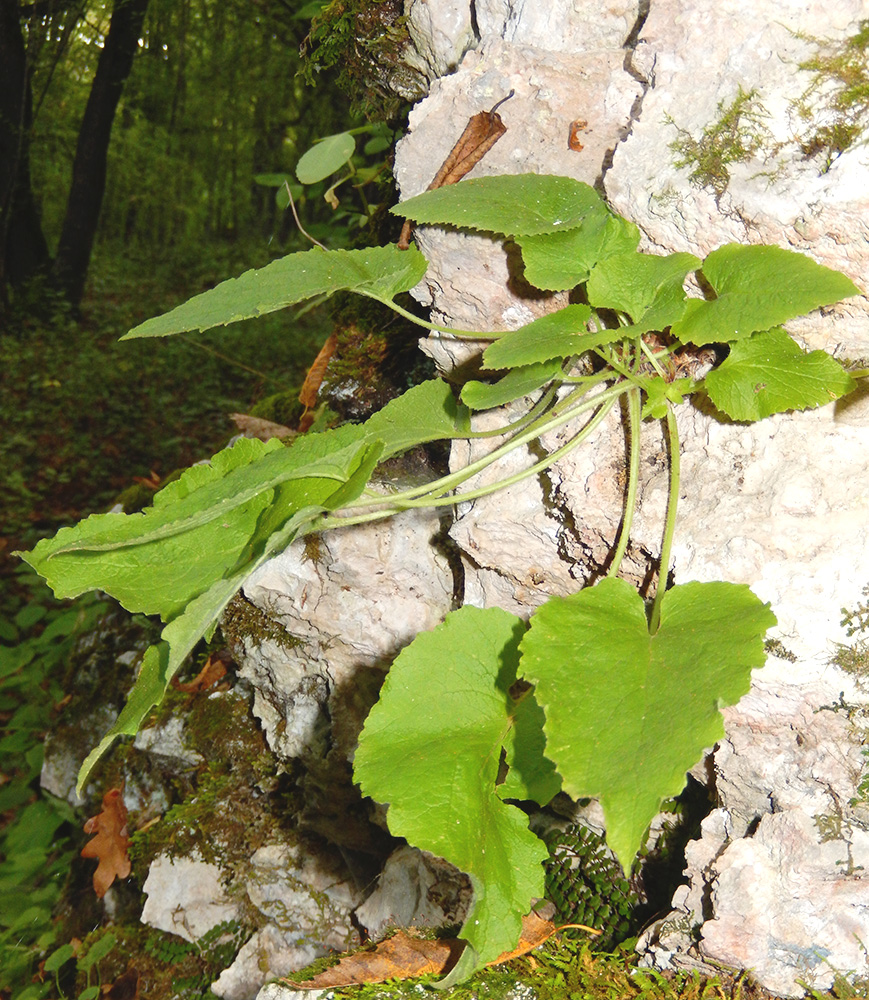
left=481, top=305, right=627, bottom=371
left=354, top=606, right=549, bottom=984
left=296, top=131, right=356, bottom=184
left=123, top=245, right=428, bottom=339
left=519, top=577, right=775, bottom=871
left=517, top=213, right=640, bottom=292
left=704, top=327, right=856, bottom=421
left=393, top=174, right=606, bottom=238
left=587, top=251, right=701, bottom=334
left=461, top=361, right=563, bottom=410
left=672, top=244, right=861, bottom=345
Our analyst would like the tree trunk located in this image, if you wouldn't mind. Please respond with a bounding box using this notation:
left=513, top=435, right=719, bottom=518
left=0, top=0, right=51, bottom=299
left=51, top=0, right=150, bottom=307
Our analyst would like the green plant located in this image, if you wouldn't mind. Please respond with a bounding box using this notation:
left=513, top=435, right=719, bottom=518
left=19, top=173, right=863, bottom=984
left=0, top=572, right=106, bottom=996
left=792, top=20, right=869, bottom=169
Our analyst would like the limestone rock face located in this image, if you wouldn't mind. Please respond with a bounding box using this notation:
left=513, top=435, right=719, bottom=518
left=384, top=1, right=869, bottom=996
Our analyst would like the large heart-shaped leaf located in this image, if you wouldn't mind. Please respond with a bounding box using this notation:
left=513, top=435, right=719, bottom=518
left=354, top=605, right=550, bottom=984
left=519, top=577, right=775, bottom=870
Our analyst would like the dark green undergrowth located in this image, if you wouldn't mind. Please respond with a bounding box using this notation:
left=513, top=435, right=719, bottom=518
left=1, top=238, right=332, bottom=549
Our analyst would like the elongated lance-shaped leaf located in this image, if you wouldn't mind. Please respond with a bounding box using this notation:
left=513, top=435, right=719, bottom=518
left=672, top=244, right=861, bottom=345
left=21, top=436, right=378, bottom=620
left=393, top=174, right=606, bottom=238
left=354, top=605, right=549, bottom=984
left=480, top=304, right=630, bottom=371
left=122, top=244, right=428, bottom=339
left=461, top=360, right=563, bottom=410
left=704, top=326, right=856, bottom=420
left=20, top=379, right=468, bottom=621
left=519, top=577, right=775, bottom=871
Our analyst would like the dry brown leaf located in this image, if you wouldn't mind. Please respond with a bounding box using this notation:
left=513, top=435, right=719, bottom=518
left=284, top=932, right=462, bottom=989
left=229, top=413, right=296, bottom=441
left=397, top=91, right=514, bottom=250
left=81, top=788, right=131, bottom=898
left=103, top=968, right=140, bottom=1000
left=171, top=651, right=230, bottom=693
left=285, top=912, right=585, bottom=990
left=299, top=332, right=339, bottom=411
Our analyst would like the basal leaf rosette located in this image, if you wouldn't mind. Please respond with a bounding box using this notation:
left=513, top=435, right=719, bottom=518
left=519, top=577, right=775, bottom=871
left=354, top=606, right=550, bottom=984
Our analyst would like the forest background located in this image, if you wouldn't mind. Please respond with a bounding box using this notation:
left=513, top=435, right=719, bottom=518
left=1, top=0, right=410, bottom=993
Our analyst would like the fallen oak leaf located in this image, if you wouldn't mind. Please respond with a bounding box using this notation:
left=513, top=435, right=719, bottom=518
left=81, top=788, right=131, bottom=898
left=285, top=911, right=591, bottom=989
left=284, top=931, right=462, bottom=988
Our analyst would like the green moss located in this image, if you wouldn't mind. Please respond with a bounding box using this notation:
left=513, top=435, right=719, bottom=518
left=667, top=86, right=773, bottom=196
left=300, top=0, right=423, bottom=120
left=128, top=687, right=299, bottom=879
left=220, top=592, right=304, bottom=651
left=793, top=20, right=869, bottom=169
left=248, top=390, right=305, bottom=429
left=72, top=921, right=248, bottom=1000
left=764, top=638, right=798, bottom=663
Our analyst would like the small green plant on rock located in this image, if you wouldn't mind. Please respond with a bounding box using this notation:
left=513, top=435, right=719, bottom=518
left=19, top=172, right=863, bottom=984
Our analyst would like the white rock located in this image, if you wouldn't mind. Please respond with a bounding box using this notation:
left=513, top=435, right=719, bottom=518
left=140, top=854, right=239, bottom=942
left=355, top=845, right=472, bottom=937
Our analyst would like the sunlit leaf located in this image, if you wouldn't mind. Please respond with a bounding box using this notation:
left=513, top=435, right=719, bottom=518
left=393, top=174, right=606, bottom=237
left=354, top=606, right=549, bottom=984
left=672, top=244, right=861, bottom=344
left=704, top=326, right=856, bottom=420
left=123, top=245, right=428, bottom=339
left=520, top=577, right=774, bottom=871
left=518, top=213, right=639, bottom=291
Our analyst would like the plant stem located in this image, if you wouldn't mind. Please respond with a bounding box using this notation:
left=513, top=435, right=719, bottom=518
left=366, top=293, right=511, bottom=340
left=607, top=386, right=641, bottom=579
left=320, top=383, right=628, bottom=528
left=649, top=402, right=681, bottom=635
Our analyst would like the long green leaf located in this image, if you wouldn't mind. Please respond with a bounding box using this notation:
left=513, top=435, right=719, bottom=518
left=480, top=305, right=626, bottom=371
left=520, top=577, right=775, bottom=871
left=123, top=245, right=428, bottom=339
left=393, top=174, right=606, bottom=238
left=672, top=244, right=860, bottom=345
left=354, top=606, right=549, bottom=984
